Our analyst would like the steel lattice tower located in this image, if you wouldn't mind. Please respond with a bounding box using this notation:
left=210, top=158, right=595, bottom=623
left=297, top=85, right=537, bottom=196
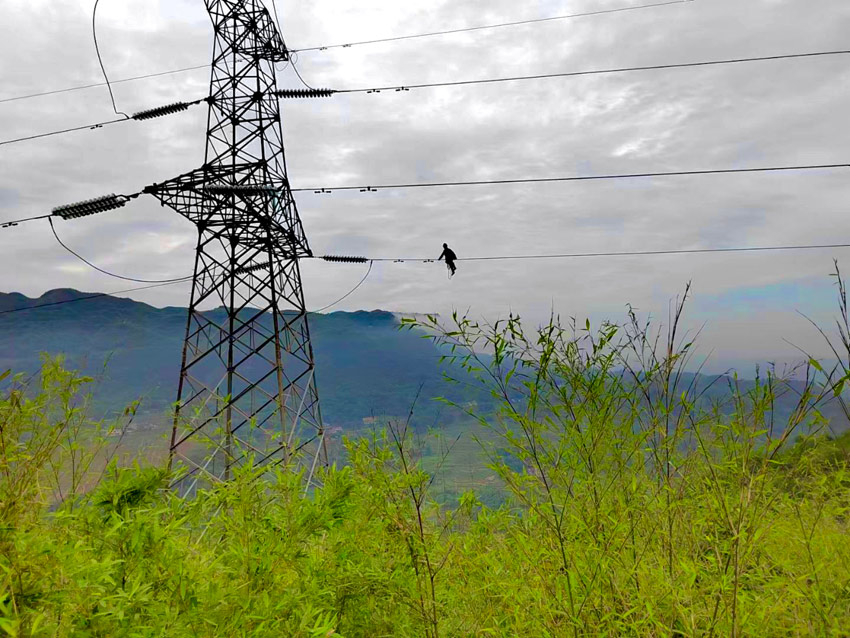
left=145, top=0, right=326, bottom=483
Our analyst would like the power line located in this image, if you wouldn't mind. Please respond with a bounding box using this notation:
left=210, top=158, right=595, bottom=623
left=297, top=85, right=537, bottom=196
left=3, top=163, right=844, bottom=231
left=293, top=163, right=850, bottom=193
left=0, top=64, right=210, bottom=106
left=2, top=241, right=845, bottom=318
left=0, top=0, right=688, bottom=106
left=2, top=242, right=845, bottom=318
left=4, top=162, right=843, bottom=230
left=337, top=49, right=850, bottom=94
left=0, top=98, right=206, bottom=148
left=327, top=243, right=850, bottom=263
left=2, top=46, right=845, bottom=115
left=1, top=193, right=143, bottom=230
left=0, top=116, right=129, bottom=148
left=0, top=280, right=188, bottom=316
left=0, top=214, right=52, bottom=229
left=49, top=218, right=192, bottom=284
left=291, top=0, right=692, bottom=53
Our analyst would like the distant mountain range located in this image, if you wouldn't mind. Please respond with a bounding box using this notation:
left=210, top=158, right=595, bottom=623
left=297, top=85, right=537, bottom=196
left=1, top=289, right=847, bottom=438
left=0, top=289, right=489, bottom=430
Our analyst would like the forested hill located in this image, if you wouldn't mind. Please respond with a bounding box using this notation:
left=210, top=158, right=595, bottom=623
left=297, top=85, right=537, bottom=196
left=2, top=289, right=848, bottom=436
left=0, top=289, right=488, bottom=428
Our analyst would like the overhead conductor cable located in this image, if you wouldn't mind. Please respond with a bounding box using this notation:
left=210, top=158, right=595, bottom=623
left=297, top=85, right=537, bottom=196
left=0, top=97, right=207, bottom=147
left=319, top=243, right=850, bottom=263
left=0, top=0, right=693, bottom=105
left=292, top=162, right=850, bottom=193
left=3, top=49, right=849, bottom=147
left=337, top=49, right=850, bottom=95
left=290, top=0, right=694, bottom=53
left=0, top=280, right=190, bottom=316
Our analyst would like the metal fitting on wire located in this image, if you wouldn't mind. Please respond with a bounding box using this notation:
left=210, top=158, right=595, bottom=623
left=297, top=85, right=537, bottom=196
left=274, top=88, right=336, bottom=99
left=132, top=101, right=192, bottom=120
left=322, top=255, right=369, bottom=264
left=52, top=194, right=129, bottom=220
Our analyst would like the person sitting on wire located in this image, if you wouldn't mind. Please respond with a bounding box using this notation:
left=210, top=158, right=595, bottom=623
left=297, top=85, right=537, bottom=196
left=438, top=243, right=458, bottom=277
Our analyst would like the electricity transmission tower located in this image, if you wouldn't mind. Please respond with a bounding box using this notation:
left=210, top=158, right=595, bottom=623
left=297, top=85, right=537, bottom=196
left=145, top=0, right=326, bottom=484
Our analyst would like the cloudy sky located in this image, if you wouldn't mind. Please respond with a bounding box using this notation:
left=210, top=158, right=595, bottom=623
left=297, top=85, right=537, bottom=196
left=1, top=0, right=849, bottom=373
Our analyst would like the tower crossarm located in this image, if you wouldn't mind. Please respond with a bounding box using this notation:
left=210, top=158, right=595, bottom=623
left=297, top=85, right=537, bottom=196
left=144, top=164, right=311, bottom=256
left=207, top=0, right=288, bottom=63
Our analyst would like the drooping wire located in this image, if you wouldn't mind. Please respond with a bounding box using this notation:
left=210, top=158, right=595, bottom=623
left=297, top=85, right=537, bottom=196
left=268, top=0, right=283, bottom=38
left=337, top=49, right=850, bottom=95
left=288, top=52, right=318, bottom=91
left=308, top=260, right=373, bottom=314
left=292, top=162, right=850, bottom=193
left=48, top=218, right=192, bottom=284
left=291, top=0, right=693, bottom=53
left=92, top=0, right=130, bottom=119
left=0, top=258, right=373, bottom=317
left=274, top=18, right=317, bottom=98
left=0, top=280, right=189, bottom=316
left=272, top=2, right=291, bottom=76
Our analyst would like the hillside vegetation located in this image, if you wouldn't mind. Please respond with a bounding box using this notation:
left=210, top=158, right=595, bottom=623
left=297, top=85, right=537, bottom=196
left=0, top=290, right=495, bottom=429
left=2, top=291, right=850, bottom=636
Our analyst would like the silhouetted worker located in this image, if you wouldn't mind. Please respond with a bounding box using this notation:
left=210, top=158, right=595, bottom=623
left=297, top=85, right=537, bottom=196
left=438, top=243, right=457, bottom=277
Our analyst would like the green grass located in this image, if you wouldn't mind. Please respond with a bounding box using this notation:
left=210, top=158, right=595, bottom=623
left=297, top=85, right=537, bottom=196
left=3, top=283, right=850, bottom=636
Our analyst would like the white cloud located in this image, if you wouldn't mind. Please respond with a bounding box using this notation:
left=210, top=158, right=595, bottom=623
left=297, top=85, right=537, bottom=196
left=1, top=0, right=850, bottom=372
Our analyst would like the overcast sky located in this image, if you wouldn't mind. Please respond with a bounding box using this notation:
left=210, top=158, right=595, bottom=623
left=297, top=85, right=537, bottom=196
left=1, top=0, right=849, bottom=373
